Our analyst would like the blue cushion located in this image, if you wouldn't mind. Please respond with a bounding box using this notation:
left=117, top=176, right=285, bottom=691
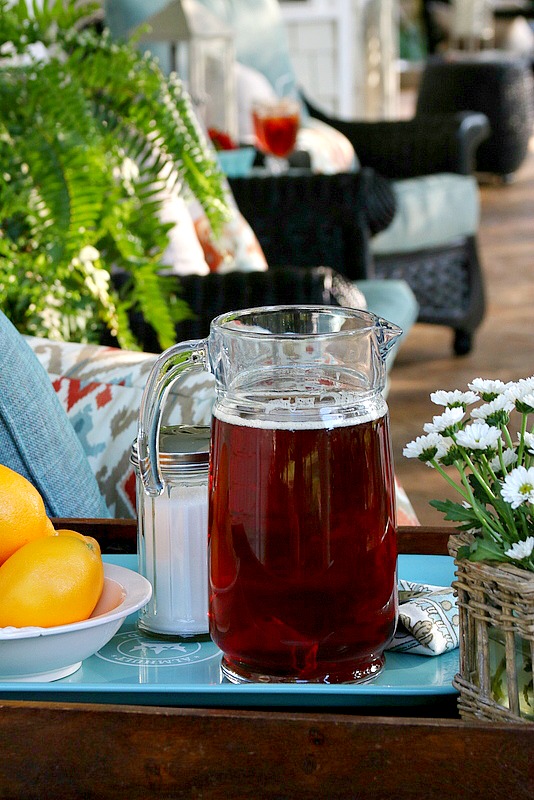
left=196, top=0, right=300, bottom=100
left=0, top=313, right=110, bottom=518
left=371, top=173, right=480, bottom=256
left=106, top=1, right=300, bottom=103
left=104, top=0, right=173, bottom=72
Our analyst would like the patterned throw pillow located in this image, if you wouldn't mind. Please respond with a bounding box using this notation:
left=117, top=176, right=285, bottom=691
left=152, top=163, right=267, bottom=276
left=28, top=338, right=215, bottom=519
left=189, top=199, right=268, bottom=274
left=296, top=118, right=359, bottom=175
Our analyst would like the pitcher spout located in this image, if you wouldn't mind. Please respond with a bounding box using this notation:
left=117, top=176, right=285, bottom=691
left=376, top=317, right=403, bottom=362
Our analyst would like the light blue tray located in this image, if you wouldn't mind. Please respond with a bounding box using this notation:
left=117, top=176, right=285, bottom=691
left=0, top=555, right=459, bottom=708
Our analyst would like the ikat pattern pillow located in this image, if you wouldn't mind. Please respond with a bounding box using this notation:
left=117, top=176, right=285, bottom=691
left=27, top=338, right=215, bottom=519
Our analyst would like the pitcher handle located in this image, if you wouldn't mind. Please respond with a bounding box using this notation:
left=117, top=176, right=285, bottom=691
left=136, top=339, right=209, bottom=496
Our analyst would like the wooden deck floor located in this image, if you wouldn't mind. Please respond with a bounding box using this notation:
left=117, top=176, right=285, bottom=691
left=389, top=137, right=534, bottom=525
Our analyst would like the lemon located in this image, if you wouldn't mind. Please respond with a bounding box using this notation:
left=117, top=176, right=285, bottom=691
left=0, top=534, right=104, bottom=628
left=0, top=464, right=55, bottom=566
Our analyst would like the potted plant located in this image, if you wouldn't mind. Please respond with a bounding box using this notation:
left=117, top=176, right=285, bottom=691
left=404, top=376, right=534, bottom=722
left=0, top=0, right=229, bottom=349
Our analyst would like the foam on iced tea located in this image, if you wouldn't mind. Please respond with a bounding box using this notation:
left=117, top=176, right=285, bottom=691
left=208, top=408, right=398, bottom=684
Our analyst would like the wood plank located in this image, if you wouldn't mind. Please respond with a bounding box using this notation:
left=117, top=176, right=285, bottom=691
left=51, top=520, right=453, bottom=555
left=0, top=701, right=531, bottom=800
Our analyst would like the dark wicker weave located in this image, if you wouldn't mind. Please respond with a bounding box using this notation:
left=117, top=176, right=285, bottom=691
left=372, top=236, right=485, bottom=356
left=416, top=53, right=534, bottom=178
left=304, top=102, right=491, bottom=179
left=228, top=168, right=396, bottom=281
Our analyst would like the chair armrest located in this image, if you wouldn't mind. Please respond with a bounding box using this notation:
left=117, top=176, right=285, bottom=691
left=228, top=168, right=396, bottom=279
left=303, top=95, right=490, bottom=178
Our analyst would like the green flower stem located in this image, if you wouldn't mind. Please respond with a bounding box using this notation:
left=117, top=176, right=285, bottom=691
left=496, top=439, right=511, bottom=476
left=517, top=506, right=532, bottom=541
left=478, top=451, right=518, bottom=534
left=516, top=412, right=528, bottom=464
left=478, top=452, right=499, bottom=489
left=458, top=466, right=506, bottom=544
left=460, top=448, right=497, bottom=499
left=502, top=422, right=515, bottom=452
left=503, top=502, right=523, bottom=541
left=430, top=456, right=506, bottom=541
left=430, top=458, right=471, bottom=500
left=457, top=465, right=507, bottom=541
left=481, top=452, right=499, bottom=484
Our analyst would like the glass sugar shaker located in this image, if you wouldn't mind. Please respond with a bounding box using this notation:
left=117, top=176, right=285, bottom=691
left=131, top=425, right=210, bottom=639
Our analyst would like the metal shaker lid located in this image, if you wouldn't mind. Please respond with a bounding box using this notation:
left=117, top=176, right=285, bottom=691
left=131, top=424, right=210, bottom=475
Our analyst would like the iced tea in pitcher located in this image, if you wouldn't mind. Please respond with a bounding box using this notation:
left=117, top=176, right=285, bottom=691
left=209, top=407, right=398, bottom=684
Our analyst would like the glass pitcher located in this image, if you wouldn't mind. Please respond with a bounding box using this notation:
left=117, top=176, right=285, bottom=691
left=137, top=305, right=402, bottom=684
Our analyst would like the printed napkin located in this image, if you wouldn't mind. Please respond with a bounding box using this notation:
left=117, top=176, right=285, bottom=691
left=387, top=580, right=459, bottom=656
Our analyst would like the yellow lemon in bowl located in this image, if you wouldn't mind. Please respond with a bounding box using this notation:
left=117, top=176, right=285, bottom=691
left=0, top=464, right=55, bottom=566
left=56, top=528, right=102, bottom=555
left=0, top=534, right=104, bottom=628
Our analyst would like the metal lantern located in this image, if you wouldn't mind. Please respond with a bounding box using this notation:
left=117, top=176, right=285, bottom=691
left=134, top=0, right=238, bottom=140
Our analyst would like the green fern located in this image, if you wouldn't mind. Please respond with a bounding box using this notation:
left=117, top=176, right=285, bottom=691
left=0, top=0, right=230, bottom=349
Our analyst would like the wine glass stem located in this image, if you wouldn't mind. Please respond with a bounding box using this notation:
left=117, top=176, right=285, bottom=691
left=265, top=155, right=289, bottom=174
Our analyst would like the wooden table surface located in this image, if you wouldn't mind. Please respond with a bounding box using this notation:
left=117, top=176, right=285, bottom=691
left=1, top=523, right=531, bottom=799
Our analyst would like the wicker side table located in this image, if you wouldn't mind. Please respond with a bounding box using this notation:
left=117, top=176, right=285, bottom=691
left=417, top=52, right=534, bottom=179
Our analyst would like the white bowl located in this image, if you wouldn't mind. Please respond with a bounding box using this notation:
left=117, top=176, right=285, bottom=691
left=0, top=564, right=152, bottom=682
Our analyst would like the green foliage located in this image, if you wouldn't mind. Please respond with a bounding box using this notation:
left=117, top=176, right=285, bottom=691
left=0, top=0, right=230, bottom=349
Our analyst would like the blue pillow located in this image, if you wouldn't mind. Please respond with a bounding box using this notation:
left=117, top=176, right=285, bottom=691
left=104, top=0, right=173, bottom=72
left=0, top=312, right=110, bottom=518
left=196, top=0, right=300, bottom=100
left=106, top=1, right=300, bottom=102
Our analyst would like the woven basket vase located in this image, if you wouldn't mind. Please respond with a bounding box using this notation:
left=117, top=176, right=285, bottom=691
left=448, top=532, right=534, bottom=723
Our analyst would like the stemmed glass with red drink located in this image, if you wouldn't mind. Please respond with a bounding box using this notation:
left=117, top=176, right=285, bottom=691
left=251, top=97, right=300, bottom=173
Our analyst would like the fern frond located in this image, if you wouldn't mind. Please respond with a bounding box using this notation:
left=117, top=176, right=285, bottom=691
left=127, top=262, right=179, bottom=352
left=0, top=1, right=230, bottom=350
left=67, top=32, right=230, bottom=233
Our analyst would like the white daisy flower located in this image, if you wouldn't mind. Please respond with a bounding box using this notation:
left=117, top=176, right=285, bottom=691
left=471, top=394, right=515, bottom=420
left=520, top=392, right=534, bottom=413
left=0, top=42, right=16, bottom=57
left=501, top=466, right=534, bottom=509
left=403, top=433, right=448, bottom=463
left=490, top=449, right=518, bottom=472
left=505, top=379, right=534, bottom=404
left=430, top=389, right=479, bottom=407
left=468, top=378, right=508, bottom=398
left=522, top=431, right=534, bottom=455
left=423, top=407, right=465, bottom=434
left=505, top=537, right=534, bottom=561
left=455, top=422, right=502, bottom=450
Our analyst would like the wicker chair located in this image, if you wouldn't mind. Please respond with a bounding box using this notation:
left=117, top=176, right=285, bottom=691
left=104, top=0, right=490, bottom=355
left=416, top=53, right=534, bottom=180
left=231, top=104, right=490, bottom=355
